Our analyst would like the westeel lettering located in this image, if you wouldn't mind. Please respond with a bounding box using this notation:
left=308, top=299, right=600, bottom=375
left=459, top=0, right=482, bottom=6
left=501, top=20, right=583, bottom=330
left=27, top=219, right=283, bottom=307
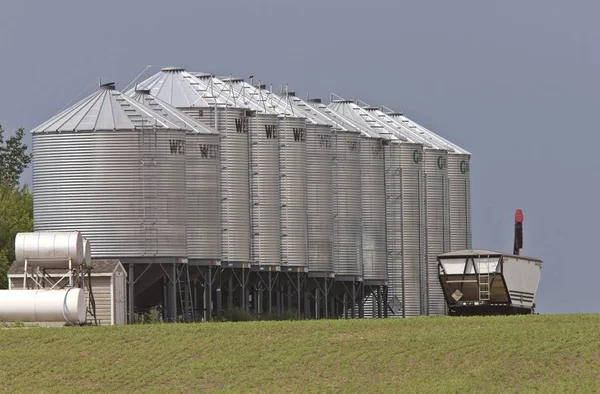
left=265, top=124, right=278, bottom=139
left=169, top=139, right=186, bottom=154
left=235, top=118, right=248, bottom=133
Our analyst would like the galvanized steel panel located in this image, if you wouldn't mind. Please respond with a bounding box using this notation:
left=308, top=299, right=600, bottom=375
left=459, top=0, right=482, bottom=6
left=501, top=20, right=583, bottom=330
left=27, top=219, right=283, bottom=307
left=174, top=105, right=252, bottom=263
left=249, top=113, right=281, bottom=265
left=360, top=137, right=387, bottom=281
left=447, top=154, right=472, bottom=251
left=128, top=91, right=222, bottom=261
left=306, top=124, right=334, bottom=273
left=279, top=116, right=309, bottom=267
left=399, top=143, right=426, bottom=317
left=333, top=131, right=362, bottom=277
left=216, top=108, right=252, bottom=263
left=423, top=149, right=450, bottom=316
left=33, top=129, right=187, bottom=258
left=186, top=133, right=221, bottom=260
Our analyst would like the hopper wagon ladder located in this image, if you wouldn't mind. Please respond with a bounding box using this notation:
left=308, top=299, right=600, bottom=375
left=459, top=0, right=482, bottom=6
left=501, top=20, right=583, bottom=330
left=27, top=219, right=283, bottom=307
left=478, top=256, right=491, bottom=302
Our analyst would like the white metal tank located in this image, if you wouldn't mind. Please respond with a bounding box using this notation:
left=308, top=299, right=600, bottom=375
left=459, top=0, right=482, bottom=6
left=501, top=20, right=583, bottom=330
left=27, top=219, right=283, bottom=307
left=32, top=83, right=187, bottom=259
left=15, top=231, right=84, bottom=268
left=135, top=68, right=251, bottom=263
left=128, top=89, right=222, bottom=261
left=83, top=239, right=91, bottom=266
left=0, top=288, right=87, bottom=324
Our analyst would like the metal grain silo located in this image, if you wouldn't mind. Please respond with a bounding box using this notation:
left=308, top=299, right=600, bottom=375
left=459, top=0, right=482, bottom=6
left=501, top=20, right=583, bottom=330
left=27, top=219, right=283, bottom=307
left=32, top=82, right=187, bottom=260
left=328, top=100, right=426, bottom=318
left=272, top=105, right=309, bottom=269
left=369, top=108, right=452, bottom=316
left=395, top=115, right=472, bottom=250
left=128, top=89, right=221, bottom=262
left=216, top=78, right=282, bottom=267
left=227, top=81, right=309, bottom=270
left=304, top=102, right=363, bottom=279
left=327, top=101, right=388, bottom=284
left=284, top=96, right=335, bottom=275
left=421, top=148, right=450, bottom=315
left=135, top=68, right=251, bottom=264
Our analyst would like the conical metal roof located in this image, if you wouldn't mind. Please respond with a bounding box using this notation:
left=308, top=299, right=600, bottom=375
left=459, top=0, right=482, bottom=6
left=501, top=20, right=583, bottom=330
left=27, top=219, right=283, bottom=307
left=327, top=98, right=403, bottom=140
left=217, top=78, right=281, bottom=115
left=32, top=82, right=184, bottom=133
left=128, top=89, right=219, bottom=135
left=132, top=68, right=230, bottom=109
left=392, top=113, right=470, bottom=155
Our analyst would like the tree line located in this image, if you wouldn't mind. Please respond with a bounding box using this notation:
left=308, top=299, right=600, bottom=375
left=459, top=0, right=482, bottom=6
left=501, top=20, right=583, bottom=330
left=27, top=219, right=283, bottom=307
left=0, top=125, right=32, bottom=288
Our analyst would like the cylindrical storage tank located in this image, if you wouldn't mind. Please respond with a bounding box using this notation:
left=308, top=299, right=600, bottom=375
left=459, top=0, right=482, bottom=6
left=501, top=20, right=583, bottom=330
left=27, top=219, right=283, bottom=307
left=248, top=112, right=281, bottom=265
left=128, top=89, right=223, bottom=262
left=360, top=137, right=387, bottom=282
left=305, top=123, right=334, bottom=273
left=32, top=84, right=187, bottom=259
left=278, top=116, right=309, bottom=268
left=217, top=107, right=252, bottom=263
left=399, top=143, right=426, bottom=317
left=332, top=130, right=362, bottom=277
left=447, top=153, right=472, bottom=250
left=423, top=149, right=451, bottom=316
left=32, top=84, right=186, bottom=261
left=135, top=68, right=251, bottom=263
left=0, top=289, right=86, bottom=324
left=15, top=231, right=84, bottom=268
left=186, top=131, right=221, bottom=260
left=83, top=239, right=91, bottom=266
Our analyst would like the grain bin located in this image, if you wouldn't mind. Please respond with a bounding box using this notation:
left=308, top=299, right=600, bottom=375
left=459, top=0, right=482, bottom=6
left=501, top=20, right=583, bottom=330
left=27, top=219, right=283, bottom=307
left=226, top=80, right=309, bottom=269
left=302, top=101, right=363, bottom=279
left=379, top=111, right=461, bottom=315
left=360, top=106, right=454, bottom=316
left=282, top=94, right=335, bottom=275
left=211, top=77, right=281, bottom=267
left=393, top=114, right=472, bottom=250
left=135, top=68, right=251, bottom=264
left=330, top=101, right=429, bottom=317
left=128, top=89, right=221, bottom=261
left=327, top=101, right=387, bottom=283
left=32, top=82, right=187, bottom=260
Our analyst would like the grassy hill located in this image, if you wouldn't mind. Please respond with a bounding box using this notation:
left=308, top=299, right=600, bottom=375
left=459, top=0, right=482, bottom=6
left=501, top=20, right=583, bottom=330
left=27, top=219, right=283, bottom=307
left=0, top=314, right=598, bottom=392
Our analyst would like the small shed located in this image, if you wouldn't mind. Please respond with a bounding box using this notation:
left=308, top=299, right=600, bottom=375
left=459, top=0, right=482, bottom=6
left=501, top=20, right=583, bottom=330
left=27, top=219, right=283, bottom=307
left=7, top=259, right=127, bottom=325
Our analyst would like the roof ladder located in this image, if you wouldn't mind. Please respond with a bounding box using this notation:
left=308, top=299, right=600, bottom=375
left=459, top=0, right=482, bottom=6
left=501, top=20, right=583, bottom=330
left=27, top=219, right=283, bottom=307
left=478, top=256, right=491, bottom=302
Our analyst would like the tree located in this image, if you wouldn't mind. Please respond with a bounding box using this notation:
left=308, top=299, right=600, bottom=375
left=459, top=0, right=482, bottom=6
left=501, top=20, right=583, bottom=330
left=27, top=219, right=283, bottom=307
left=0, top=125, right=31, bottom=186
left=0, top=125, right=33, bottom=288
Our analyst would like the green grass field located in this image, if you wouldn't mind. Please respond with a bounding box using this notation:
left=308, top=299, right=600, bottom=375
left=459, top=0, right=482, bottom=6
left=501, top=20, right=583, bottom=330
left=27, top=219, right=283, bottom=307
left=1, top=314, right=598, bottom=393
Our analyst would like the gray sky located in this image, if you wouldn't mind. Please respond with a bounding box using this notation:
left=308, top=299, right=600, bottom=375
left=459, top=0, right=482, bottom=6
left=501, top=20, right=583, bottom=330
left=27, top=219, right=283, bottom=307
left=1, top=0, right=596, bottom=314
